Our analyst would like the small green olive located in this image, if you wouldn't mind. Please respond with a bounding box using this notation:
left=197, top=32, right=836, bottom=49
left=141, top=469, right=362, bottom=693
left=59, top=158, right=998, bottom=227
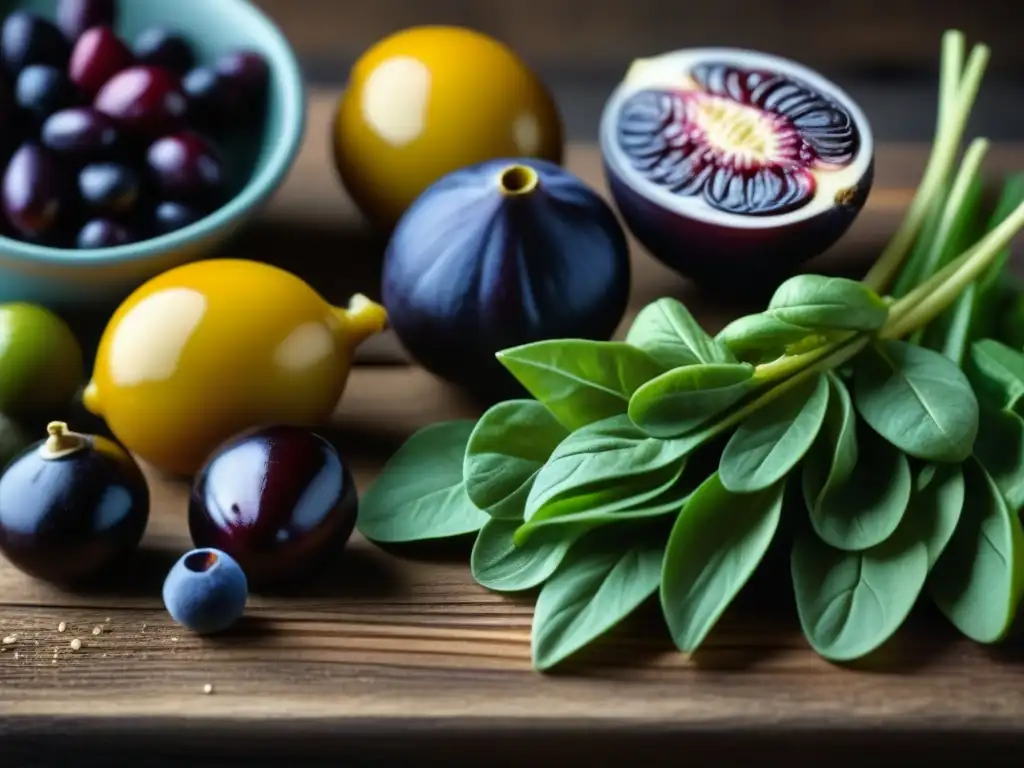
left=0, top=303, right=85, bottom=417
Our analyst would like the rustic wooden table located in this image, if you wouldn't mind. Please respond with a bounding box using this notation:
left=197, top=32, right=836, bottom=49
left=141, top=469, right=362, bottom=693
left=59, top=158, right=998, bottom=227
left=3, top=94, right=1024, bottom=766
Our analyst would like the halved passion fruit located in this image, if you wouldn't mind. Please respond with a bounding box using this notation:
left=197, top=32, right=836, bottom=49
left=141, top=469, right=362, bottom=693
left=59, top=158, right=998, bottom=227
left=599, top=48, right=874, bottom=287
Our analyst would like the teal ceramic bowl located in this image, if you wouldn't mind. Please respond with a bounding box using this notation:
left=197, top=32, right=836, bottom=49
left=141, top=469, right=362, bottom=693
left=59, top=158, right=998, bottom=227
left=0, top=0, right=306, bottom=307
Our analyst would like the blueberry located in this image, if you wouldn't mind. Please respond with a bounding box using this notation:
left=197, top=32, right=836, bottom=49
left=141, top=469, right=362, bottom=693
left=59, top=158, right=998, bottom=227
left=162, top=547, right=248, bottom=634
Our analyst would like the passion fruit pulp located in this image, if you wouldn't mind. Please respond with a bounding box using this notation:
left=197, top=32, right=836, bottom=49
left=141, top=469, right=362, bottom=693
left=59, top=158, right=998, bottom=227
left=600, top=48, right=874, bottom=287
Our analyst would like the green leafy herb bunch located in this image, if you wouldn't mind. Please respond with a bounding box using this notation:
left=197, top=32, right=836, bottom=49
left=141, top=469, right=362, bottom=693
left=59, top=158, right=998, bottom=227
left=356, top=30, right=1024, bottom=671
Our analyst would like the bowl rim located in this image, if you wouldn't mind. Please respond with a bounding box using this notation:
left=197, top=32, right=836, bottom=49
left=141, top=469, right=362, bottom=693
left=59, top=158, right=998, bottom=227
left=0, top=0, right=308, bottom=266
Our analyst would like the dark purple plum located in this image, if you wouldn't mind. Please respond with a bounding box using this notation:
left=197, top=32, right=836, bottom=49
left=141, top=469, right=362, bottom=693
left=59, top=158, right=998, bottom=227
left=0, top=421, right=149, bottom=585
left=69, top=25, right=134, bottom=97
left=188, top=425, right=358, bottom=589
left=132, top=27, right=194, bottom=75
left=56, top=0, right=117, bottom=42
left=78, top=161, right=140, bottom=215
left=94, top=65, right=187, bottom=137
left=41, top=106, right=119, bottom=158
left=77, top=217, right=133, bottom=248
left=1, top=12, right=70, bottom=77
left=214, top=50, right=268, bottom=115
left=146, top=131, right=227, bottom=204
left=152, top=199, right=203, bottom=234
left=15, top=65, right=76, bottom=124
left=2, top=142, right=70, bottom=239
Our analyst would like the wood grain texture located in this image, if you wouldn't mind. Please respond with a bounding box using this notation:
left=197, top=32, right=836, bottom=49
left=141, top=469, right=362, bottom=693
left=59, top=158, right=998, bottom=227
left=4, top=92, right=1024, bottom=764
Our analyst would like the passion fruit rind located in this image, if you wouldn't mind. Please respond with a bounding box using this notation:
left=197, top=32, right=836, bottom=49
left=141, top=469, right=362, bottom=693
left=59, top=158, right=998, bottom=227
left=599, top=47, right=874, bottom=284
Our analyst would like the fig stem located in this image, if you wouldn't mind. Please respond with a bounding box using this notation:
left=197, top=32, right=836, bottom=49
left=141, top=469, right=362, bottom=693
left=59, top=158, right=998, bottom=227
left=40, top=421, right=89, bottom=460
left=498, top=164, right=539, bottom=197
left=332, top=294, right=389, bottom=353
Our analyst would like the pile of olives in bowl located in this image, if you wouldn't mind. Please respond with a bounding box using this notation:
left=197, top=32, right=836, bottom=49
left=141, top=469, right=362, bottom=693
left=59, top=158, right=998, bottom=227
left=0, top=0, right=270, bottom=249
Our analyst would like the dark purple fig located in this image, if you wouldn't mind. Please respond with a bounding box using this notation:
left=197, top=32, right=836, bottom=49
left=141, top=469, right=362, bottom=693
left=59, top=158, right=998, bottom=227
left=132, top=28, right=194, bottom=75
left=151, top=199, right=203, bottom=234
left=41, top=106, right=119, bottom=158
left=599, top=48, right=874, bottom=287
left=78, top=161, right=140, bottom=215
left=15, top=64, right=75, bottom=124
left=146, top=131, right=227, bottom=204
left=77, top=217, right=133, bottom=248
left=56, top=0, right=117, bottom=42
left=69, top=26, right=134, bottom=96
left=0, top=421, right=149, bottom=585
left=188, top=425, right=358, bottom=589
left=1, top=12, right=70, bottom=76
left=2, top=142, right=70, bottom=239
left=94, top=65, right=187, bottom=137
left=382, top=157, right=630, bottom=397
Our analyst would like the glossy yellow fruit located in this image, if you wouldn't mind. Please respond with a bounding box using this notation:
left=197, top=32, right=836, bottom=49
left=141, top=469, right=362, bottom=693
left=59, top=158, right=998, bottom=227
left=82, top=259, right=388, bottom=477
left=332, top=25, right=565, bottom=229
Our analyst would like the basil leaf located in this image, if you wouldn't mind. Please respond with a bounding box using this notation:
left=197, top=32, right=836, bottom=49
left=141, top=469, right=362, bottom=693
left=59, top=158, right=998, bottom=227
left=929, top=457, right=1024, bottom=644
left=532, top=529, right=664, bottom=670
left=496, top=340, right=667, bottom=431
left=719, top=373, right=829, bottom=493
left=625, top=297, right=736, bottom=368
left=767, top=274, right=889, bottom=331
left=852, top=339, right=979, bottom=463
left=525, top=414, right=695, bottom=516
left=628, top=362, right=756, bottom=439
left=357, top=421, right=488, bottom=542
left=973, top=403, right=1024, bottom=511
left=464, top=399, right=569, bottom=520
left=901, top=462, right=965, bottom=570
left=470, top=518, right=581, bottom=592
left=966, top=338, right=1024, bottom=413
left=801, top=372, right=858, bottom=511
left=791, top=522, right=928, bottom=662
left=660, top=473, right=783, bottom=653
left=715, top=313, right=817, bottom=360
left=808, top=417, right=912, bottom=551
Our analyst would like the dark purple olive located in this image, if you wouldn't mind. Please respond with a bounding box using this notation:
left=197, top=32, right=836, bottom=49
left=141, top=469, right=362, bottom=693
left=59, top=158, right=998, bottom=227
left=383, top=158, right=631, bottom=397
left=152, top=199, right=203, bottom=234
left=69, top=26, right=134, bottom=96
left=0, top=75, right=15, bottom=150
left=181, top=66, right=232, bottom=129
left=41, top=106, right=119, bottom=158
left=188, top=425, right=358, bottom=589
left=15, top=64, right=76, bottom=124
left=146, top=131, right=226, bottom=203
left=78, top=161, right=140, bottom=215
left=132, top=27, right=194, bottom=75
left=214, top=50, right=268, bottom=114
left=77, top=217, right=133, bottom=248
left=56, top=0, right=117, bottom=42
left=2, top=142, right=69, bottom=239
left=1, top=12, right=70, bottom=77
left=94, top=65, right=187, bottom=137
left=0, top=421, right=149, bottom=585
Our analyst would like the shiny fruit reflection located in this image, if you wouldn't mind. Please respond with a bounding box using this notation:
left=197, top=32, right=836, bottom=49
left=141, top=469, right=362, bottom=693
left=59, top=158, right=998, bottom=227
left=189, top=425, right=358, bottom=588
left=15, top=64, right=75, bottom=124
left=132, top=27, right=194, bottom=75
left=146, top=131, right=226, bottom=205
left=69, top=25, right=134, bottom=96
left=41, top=106, right=120, bottom=158
left=1, top=12, right=69, bottom=76
left=56, top=0, right=117, bottom=42
left=82, top=259, right=389, bottom=477
left=2, top=142, right=70, bottom=240
left=94, top=65, right=187, bottom=137
left=332, top=25, right=564, bottom=229
left=0, top=421, right=149, bottom=585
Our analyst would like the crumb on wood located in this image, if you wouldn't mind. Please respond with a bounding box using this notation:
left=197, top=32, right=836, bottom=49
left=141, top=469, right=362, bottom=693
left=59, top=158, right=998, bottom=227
left=104, top=617, right=111, bottom=623
left=12, top=651, right=18, bottom=660
left=203, top=683, right=214, bottom=695
left=170, top=637, right=179, bottom=642
left=69, top=638, right=82, bottom=651
left=92, top=626, right=102, bottom=636
left=141, top=623, right=147, bottom=632
left=3, top=634, right=17, bottom=645
left=57, top=622, right=66, bottom=633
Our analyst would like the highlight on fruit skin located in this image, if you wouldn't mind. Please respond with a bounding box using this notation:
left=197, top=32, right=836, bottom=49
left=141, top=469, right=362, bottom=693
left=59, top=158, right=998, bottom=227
left=599, top=47, right=875, bottom=286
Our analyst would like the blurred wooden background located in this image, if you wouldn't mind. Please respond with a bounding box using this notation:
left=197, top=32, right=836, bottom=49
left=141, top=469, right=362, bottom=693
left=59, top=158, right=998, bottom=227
left=248, top=0, right=1024, bottom=142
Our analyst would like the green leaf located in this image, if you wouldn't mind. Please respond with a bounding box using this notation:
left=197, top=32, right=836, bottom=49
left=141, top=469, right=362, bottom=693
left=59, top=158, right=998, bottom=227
left=532, top=529, right=664, bottom=670
left=852, top=339, right=979, bottom=463
left=966, top=338, right=1024, bottom=413
left=900, top=462, right=965, bottom=570
left=807, top=417, right=912, bottom=551
left=767, top=274, right=889, bottom=331
left=496, top=340, right=667, bottom=431
left=463, top=400, right=569, bottom=520
left=628, top=362, right=756, bottom=439
left=801, top=372, right=858, bottom=511
left=660, top=473, right=783, bottom=653
left=791, top=522, right=928, bottom=662
left=357, top=421, right=489, bottom=542
left=719, top=373, right=829, bottom=493
left=973, top=403, right=1024, bottom=511
left=470, top=518, right=582, bottom=592
left=625, top=297, right=736, bottom=368
left=931, top=281, right=977, bottom=366
left=978, top=174, right=1024, bottom=302
left=715, top=313, right=818, bottom=361
left=929, top=457, right=1024, bottom=644
left=525, top=414, right=694, bottom=517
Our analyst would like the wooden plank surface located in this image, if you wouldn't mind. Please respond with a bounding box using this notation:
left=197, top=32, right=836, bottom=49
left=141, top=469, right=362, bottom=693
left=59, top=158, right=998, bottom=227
left=4, top=92, right=1024, bottom=765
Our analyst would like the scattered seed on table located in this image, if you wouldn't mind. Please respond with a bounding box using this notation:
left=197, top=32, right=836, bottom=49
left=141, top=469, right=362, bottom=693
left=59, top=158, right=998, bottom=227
left=104, top=617, right=111, bottom=623
left=170, top=637, right=179, bottom=642
left=69, top=639, right=82, bottom=651
left=92, top=627, right=102, bottom=636
left=203, top=683, right=214, bottom=695
left=57, top=622, right=66, bottom=633
left=2, top=635, right=16, bottom=645
left=12, top=651, right=18, bottom=660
